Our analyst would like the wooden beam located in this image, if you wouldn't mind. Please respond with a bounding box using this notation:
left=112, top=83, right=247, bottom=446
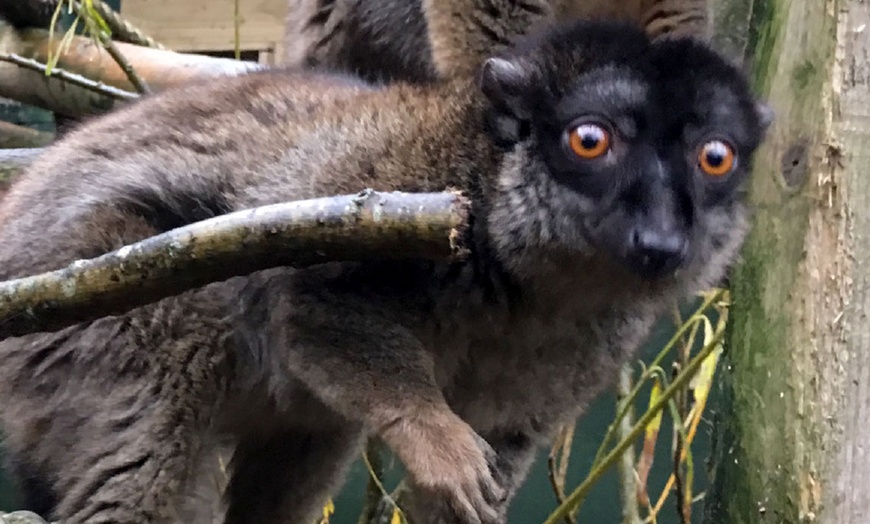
left=0, top=120, right=53, bottom=148
left=0, top=22, right=262, bottom=116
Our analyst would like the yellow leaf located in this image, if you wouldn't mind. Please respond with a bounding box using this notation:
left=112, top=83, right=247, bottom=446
left=319, top=498, right=334, bottom=523
left=689, top=337, right=721, bottom=408
left=645, top=377, right=664, bottom=438
left=391, top=507, right=403, bottom=524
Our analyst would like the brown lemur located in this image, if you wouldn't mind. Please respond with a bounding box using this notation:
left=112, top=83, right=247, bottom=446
left=0, top=18, right=769, bottom=524
left=282, top=0, right=709, bottom=82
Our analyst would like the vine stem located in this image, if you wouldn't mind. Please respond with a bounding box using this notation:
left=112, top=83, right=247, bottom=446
left=543, top=327, right=724, bottom=524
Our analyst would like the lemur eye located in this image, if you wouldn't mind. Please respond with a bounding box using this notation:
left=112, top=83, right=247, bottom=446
left=698, top=140, right=736, bottom=177
left=568, top=124, right=610, bottom=159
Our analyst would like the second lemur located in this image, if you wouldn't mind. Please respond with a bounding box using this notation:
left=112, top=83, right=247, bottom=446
left=282, top=0, right=709, bottom=82
left=0, top=19, right=769, bottom=524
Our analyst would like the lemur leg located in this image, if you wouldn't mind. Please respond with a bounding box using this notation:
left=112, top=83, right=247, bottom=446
left=235, top=271, right=505, bottom=524
left=403, top=429, right=537, bottom=523
left=39, top=395, right=212, bottom=524
left=0, top=297, right=230, bottom=524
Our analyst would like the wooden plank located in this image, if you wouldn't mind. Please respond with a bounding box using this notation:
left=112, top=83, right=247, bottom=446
left=119, top=0, right=286, bottom=52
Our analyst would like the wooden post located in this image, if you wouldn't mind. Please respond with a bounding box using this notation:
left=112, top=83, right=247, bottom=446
left=705, top=0, right=870, bottom=522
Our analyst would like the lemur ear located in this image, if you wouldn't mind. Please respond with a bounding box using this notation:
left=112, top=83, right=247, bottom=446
left=480, top=57, right=534, bottom=115
left=480, top=57, right=536, bottom=146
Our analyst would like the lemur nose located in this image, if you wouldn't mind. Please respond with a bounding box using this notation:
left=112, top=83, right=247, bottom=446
left=628, top=228, right=688, bottom=278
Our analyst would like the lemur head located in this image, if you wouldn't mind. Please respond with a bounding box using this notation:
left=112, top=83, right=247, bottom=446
left=479, top=20, right=771, bottom=291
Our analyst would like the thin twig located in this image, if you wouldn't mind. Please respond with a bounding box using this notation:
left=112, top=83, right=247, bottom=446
left=543, top=328, right=725, bottom=524
left=673, top=433, right=689, bottom=524
left=0, top=52, right=139, bottom=101
left=547, top=424, right=576, bottom=524
left=647, top=316, right=723, bottom=520
left=617, top=365, right=642, bottom=524
left=89, top=0, right=166, bottom=49
left=361, top=450, right=408, bottom=524
left=234, top=0, right=241, bottom=61
left=590, top=290, right=725, bottom=469
left=592, top=288, right=725, bottom=472
left=99, top=34, right=151, bottom=93
left=358, top=439, right=387, bottom=524
left=70, top=1, right=151, bottom=94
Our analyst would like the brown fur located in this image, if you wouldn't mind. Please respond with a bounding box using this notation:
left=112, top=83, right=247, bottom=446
left=281, top=0, right=708, bottom=81
left=0, top=21, right=767, bottom=524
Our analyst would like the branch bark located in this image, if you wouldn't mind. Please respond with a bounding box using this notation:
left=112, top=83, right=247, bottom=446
left=0, top=53, right=139, bottom=101
left=87, top=0, right=166, bottom=49
left=0, top=190, right=471, bottom=340
left=0, top=511, right=48, bottom=524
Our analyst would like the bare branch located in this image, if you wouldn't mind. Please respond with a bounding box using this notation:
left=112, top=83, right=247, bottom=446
left=0, top=52, right=139, bottom=100
left=547, top=424, right=577, bottom=524
left=0, top=190, right=472, bottom=340
left=616, top=366, right=641, bottom=524
left=69, top=1, right=151, bottom=94
left=0, top=510, right=48, bottom=524
left=95, top=33, right=150, bottom=94
left=88, top=0, right=165, bottom=49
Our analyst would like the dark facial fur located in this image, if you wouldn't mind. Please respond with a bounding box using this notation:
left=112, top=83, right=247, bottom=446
left=480, top=22, right=768, bottom=288
left=0, top=21, right=767, bottom=524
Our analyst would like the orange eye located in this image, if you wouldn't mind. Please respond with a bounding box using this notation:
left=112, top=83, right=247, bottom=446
left=698, top=140, right=735, bottom=177
left=568, top=124, right=610, bottom=159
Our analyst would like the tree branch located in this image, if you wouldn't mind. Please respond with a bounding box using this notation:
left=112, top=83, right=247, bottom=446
left=69, top=1, right=152, bottom=95
left=88, top=0, right=166, bottom=49
left=0, top=190, right=472, bottom=340
left=0, top=510, right=48, bottom=524
left=0, top=52, right=139, bottom=100
left=94, top=32, right=151, bottom=94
